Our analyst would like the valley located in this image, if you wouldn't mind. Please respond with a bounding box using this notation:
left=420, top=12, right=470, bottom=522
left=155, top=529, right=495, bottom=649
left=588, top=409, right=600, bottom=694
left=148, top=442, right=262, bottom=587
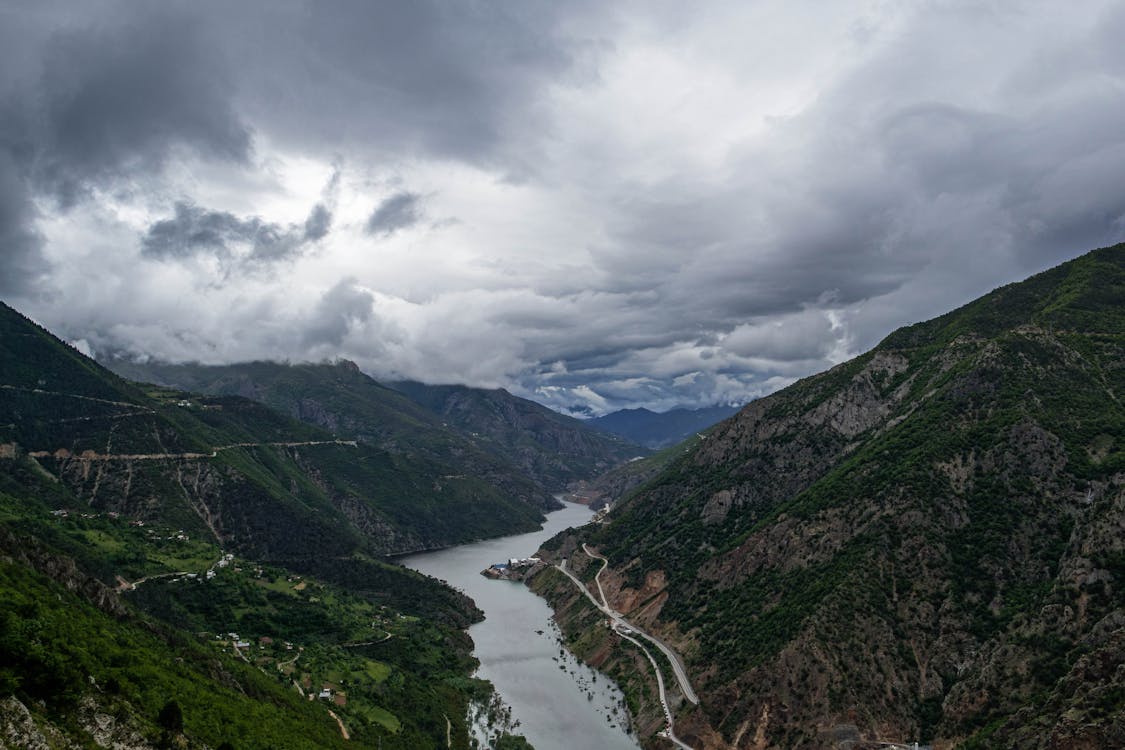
left=401, top=502, right=639, bottom=750
left=1, top=244, right=1122, bottom=750
left=6, top=6, right=1125, bottom=749
left=0, top=300, right=649, bottom=749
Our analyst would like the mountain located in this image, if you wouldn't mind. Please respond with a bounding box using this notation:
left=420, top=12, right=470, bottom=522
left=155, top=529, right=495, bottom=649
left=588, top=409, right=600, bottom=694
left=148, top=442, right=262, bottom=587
left=0, top=304, right=544, bottom=559
left=567, top=440, right=701, bottom=510
left=529, top=245, right=1125, bottom=749
left=389, top=380, right=647, bottom=490
left=104, top=358, right=560, bottom=511
left=0, top=300, right=540, bottom=747
left=587, top=405, right=743, bottom=449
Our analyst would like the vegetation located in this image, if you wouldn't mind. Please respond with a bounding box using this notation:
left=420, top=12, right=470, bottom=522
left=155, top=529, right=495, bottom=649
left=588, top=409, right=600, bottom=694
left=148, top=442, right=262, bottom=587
left=553, top=244, right=1125, bottom=748
left=104, top=358, right=561, bottom=512
left=0, top=300, right=550, bottom=749
left=389, top=380, right=647, bottom=490
left=586, top=404, right=741, bottom=449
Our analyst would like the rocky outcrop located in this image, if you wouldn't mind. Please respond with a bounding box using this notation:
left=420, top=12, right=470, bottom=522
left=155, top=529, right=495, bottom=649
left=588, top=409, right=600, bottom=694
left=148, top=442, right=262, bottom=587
left=0, top=697, right=60, bottom=750
left=0, top=527, right=126, bottom=617
left=0, top=695, right=165, bottom=750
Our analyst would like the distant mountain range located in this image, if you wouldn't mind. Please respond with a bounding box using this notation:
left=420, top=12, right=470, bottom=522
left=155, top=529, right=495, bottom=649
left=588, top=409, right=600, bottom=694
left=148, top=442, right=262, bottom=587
left=586, top=404, right=742, bottom=449
left=531, top=243, right=1125, bottom=749
left=389, top=380, right=644, bottom=488
left=104, top=360, right=645, bottom=500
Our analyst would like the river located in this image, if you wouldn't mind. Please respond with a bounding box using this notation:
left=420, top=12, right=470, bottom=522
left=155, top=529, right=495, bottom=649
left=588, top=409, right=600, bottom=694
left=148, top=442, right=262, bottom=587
left=400, top=502, right=639, bottom=750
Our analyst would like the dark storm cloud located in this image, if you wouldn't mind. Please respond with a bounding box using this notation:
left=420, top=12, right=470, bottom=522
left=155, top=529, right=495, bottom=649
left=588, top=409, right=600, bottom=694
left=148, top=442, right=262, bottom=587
left=303, top=204, right=332, bottom=242
left=225, top=0, right=601, bottom=166
left=141, top=201, right=328, bottom=264
left=0, top=2, right=251, bottom=294
left=365, top=192, right=421, bottom=237
left=7, top=1, right=1125, bottom=415
left=31, top=6, right=250, bottom=205
left=0, top=150, right=47, bottom=295
left=301, top=279, right=376, bottom=347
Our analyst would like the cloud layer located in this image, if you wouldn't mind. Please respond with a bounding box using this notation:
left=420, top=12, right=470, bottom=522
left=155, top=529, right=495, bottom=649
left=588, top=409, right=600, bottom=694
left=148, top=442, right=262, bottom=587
left=3, top=0, right=1124, bottom=415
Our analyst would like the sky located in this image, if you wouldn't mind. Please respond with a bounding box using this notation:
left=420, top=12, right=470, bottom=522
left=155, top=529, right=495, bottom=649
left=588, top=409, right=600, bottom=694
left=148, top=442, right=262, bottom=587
left=2, top=1, right=1124, bottom=416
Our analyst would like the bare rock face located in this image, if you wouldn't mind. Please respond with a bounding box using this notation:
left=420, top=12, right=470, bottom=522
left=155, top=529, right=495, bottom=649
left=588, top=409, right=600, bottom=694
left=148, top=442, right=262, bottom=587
left=77, top=696, right=159, bottom=750
left=703, top=490, right=734, bottom=525
left=0, top=697, right=55, bottom=750
left=0, top=527, right=126, bottom=618
left=0, top=696, right=162, bottom=750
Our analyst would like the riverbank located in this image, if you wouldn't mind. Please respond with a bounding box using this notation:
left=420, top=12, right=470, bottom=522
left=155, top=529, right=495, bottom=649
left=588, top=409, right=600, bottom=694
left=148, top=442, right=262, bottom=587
left=400, top=502, right=639, bottom=750
left=524, top=543, right=687, bottom=749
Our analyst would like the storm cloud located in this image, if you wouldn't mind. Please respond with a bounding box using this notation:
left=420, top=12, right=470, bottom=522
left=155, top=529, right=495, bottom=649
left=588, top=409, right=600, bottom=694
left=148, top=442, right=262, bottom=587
left=366, top=193, right=421, bottom=237
left=25, top=5, right=250, bottom=204
left=3, top=1, right=1124, bottom=414
left=141, top=200, right=330, bottom=268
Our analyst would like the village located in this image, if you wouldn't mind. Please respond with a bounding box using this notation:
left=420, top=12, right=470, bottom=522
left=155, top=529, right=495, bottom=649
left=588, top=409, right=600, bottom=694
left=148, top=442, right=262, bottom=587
left=481, top=556, right=546, bottom=581
left=42, top=503, right=407, bottom=738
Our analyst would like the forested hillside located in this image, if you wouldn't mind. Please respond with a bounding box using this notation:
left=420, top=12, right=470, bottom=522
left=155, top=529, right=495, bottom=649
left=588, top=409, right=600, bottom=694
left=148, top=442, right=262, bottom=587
left=391, top=380, right=646, bottom=489
left=539, top=244, right=1125, bottom=749
left=587, top=405, right=741, bottom=449
left=103, top=358, right=561, bottom=511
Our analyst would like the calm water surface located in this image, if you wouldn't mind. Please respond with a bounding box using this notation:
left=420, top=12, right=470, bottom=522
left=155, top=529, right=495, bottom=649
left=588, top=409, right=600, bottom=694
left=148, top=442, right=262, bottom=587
left=401, top=502, right=639, bottom=750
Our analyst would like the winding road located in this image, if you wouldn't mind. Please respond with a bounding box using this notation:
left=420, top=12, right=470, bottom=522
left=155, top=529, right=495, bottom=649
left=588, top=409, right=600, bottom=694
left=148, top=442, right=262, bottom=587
left=556, top=554, right=696, bottom=749
left=29, top=439, right=358, bottom=463
left=582, top=544, right=699, bottom=705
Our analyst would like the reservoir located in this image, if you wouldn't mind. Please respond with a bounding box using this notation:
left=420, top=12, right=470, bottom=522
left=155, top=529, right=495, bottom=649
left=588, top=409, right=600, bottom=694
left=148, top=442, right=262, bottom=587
left=401, top=502, right=639, bottom=750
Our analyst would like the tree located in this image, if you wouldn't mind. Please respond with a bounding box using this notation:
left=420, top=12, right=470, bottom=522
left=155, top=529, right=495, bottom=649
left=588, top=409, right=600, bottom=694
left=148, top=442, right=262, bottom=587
left=158, top=699, right=184, bottom=734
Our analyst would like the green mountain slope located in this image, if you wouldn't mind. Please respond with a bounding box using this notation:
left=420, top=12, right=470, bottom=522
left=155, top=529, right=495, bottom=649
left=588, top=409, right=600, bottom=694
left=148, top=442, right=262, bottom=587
left=0, top=474, right=493, bottom=749
left=538, top=244, right=1125, bottom=749
left=1, top=303, right=543, bottom=558
left=390, top=380, right=647, bottom=490
left=0, top=300, right=538, bottom=748
left=102, top=358, right=561, bottom=511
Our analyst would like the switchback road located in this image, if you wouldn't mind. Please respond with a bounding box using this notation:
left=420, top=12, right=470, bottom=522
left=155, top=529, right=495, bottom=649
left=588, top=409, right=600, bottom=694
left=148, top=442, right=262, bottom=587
left=556, top=559, right=696, bottom=749
left=582, top=544, right=699, bottom=705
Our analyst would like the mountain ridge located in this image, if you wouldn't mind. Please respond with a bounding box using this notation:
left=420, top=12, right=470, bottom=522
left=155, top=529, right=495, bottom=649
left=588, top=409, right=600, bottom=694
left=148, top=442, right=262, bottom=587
left=389, top=379, right=647, bottom=490
left=530, top=243, right=1125, bottom=749
left=102, top=358, right=563, bottom=512
left=0, top=299, right=543, bottom=748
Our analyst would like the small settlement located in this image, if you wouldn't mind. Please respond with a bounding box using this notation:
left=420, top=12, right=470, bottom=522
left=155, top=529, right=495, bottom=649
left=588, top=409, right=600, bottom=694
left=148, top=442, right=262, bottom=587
left=481, top=557, right=545, bottom=581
